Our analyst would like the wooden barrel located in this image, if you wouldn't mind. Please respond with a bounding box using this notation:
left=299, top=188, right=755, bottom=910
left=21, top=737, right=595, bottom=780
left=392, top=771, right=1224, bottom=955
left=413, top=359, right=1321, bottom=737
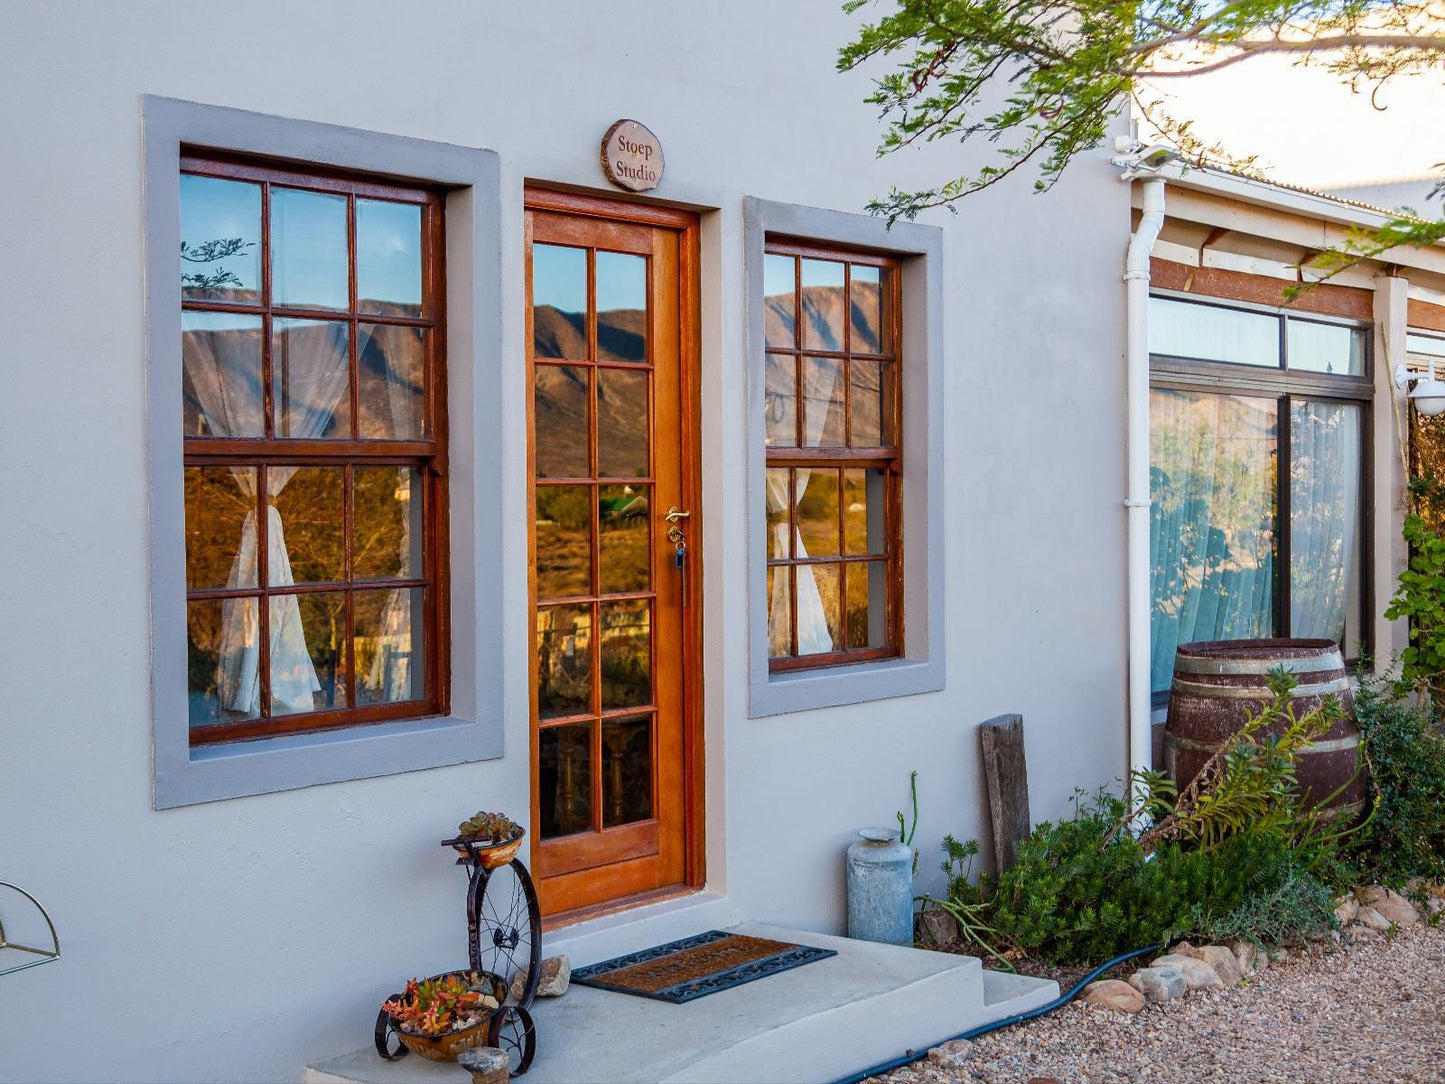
left=1164, top=638, right=1364, bottom=813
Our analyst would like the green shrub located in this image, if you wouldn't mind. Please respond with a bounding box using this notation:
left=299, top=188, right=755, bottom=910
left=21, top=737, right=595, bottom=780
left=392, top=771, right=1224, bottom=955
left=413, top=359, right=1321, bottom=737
left=1203, top=864, right=1336, bottom=949
left=1350, top=675, right=1445, bottom=886
left=980, top=789, right=1302, bottom=965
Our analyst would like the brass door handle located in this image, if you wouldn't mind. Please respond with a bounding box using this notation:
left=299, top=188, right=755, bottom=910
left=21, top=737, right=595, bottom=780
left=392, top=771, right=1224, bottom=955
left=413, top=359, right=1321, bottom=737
left=665, top=507, right=691, bottom=524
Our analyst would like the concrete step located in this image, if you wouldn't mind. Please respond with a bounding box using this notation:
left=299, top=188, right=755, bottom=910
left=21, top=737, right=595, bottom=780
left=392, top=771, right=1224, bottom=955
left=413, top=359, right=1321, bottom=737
left=304, top=922, right=1057, bottom=1084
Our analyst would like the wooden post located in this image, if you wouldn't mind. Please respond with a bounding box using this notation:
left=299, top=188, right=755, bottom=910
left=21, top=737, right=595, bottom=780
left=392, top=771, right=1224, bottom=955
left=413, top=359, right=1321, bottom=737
left=979, top=714, right=1030, bottom=872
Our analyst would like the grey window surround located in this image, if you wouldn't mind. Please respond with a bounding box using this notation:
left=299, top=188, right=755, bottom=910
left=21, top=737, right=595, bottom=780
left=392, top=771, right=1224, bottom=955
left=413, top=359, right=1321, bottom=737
left=744, top=197, right=945, bottom=717
left=144, top=96, right=504, bottom=808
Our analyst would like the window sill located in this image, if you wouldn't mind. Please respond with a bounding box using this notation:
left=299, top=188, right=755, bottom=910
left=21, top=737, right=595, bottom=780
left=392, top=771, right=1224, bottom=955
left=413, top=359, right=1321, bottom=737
left=749, top=654, right=944, bottom=718
left=156, top=714, right=502, bottom=809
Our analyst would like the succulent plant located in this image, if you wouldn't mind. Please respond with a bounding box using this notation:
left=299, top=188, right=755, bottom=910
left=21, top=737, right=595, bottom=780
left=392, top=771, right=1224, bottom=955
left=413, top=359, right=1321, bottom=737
left=381, top=971, right=500, bottom=1036
left=457, top=810, right=522, bottom=844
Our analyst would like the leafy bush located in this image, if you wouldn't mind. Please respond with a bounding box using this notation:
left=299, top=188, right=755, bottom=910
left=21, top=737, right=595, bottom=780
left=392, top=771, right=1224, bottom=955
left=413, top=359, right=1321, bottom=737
left=1384, top=510, right=1445, bottom=704
left=1203, top=864, right=1336, bottom=949
left=1350, top=675, right=1445, bottom=886
left=979, top=789, right=1304, bottom=965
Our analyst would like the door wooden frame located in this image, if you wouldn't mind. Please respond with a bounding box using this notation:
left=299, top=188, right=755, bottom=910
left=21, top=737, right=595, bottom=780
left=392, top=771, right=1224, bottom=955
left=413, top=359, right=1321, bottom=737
left=523, top=186, right=705, bottom=924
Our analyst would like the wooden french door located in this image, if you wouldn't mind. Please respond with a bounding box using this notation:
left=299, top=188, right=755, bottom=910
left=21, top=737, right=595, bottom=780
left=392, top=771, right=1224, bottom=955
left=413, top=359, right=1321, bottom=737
left=525, top=189, right=702, bottom=918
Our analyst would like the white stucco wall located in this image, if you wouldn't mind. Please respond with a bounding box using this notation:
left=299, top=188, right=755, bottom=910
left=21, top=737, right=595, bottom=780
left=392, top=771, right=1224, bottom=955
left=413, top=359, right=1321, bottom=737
left=0, top=3, right=1130, bottom=1080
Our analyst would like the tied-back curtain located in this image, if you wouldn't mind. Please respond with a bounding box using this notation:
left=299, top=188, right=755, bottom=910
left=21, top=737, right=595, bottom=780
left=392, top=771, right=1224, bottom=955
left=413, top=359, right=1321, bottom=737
left=1149, top=389, right=1277, bottom=692
left=1289, top=401, right=1361, bottom=642
left=764, top=469, right=832, bottom=654
left=183, top=321, right=350, bottom=715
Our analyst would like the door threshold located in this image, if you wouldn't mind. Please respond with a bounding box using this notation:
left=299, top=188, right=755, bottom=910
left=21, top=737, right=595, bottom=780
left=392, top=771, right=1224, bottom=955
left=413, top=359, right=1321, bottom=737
left=543, top=884, right=701, bottom=932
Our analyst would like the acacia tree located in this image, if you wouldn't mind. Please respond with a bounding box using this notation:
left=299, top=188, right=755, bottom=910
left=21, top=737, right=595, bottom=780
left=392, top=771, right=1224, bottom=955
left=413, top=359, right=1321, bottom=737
left=839, top=0, right=1445, bottom=260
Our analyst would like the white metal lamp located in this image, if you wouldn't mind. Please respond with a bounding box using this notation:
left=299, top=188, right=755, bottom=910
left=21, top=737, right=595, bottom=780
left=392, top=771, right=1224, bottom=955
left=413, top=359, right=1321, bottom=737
left=1395, top=360, right=1445, bottom=416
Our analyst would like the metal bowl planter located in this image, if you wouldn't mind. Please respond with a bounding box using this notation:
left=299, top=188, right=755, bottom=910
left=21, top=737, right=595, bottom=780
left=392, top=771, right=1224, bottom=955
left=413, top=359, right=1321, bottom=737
left=378, top=970, right=506, bottom=1063
left=442, top=828, right=525, bottom=871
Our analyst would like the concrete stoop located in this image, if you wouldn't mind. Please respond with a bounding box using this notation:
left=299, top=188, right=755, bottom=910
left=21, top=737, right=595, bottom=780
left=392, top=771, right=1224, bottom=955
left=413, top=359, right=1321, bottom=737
left=304, top=922, right=1057, bottom=1084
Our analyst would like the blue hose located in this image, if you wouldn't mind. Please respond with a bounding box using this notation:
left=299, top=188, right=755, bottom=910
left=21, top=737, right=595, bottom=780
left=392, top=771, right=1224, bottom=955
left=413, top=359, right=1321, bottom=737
left=828, top=942, right=1167, bottom=1084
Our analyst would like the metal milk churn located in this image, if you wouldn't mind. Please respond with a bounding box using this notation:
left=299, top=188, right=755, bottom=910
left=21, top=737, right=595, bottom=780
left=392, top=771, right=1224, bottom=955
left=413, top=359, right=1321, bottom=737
left=846, top=827, right=914, bottom=945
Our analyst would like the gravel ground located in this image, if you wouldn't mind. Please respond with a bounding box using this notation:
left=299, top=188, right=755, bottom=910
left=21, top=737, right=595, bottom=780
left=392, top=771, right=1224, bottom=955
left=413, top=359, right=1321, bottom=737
left=872, top=922, right=1445, bottom=1084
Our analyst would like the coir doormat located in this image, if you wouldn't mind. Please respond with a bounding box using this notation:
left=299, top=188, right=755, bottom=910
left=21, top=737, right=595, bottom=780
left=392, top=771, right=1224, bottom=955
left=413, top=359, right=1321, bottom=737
left=570, top=929, right=837, bottom=1004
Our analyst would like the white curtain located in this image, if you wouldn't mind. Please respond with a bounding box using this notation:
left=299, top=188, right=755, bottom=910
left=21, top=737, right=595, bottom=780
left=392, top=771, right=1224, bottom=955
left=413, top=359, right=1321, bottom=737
left=184, top=321, right=349, bottom=715
left=1149, top=390, right=1276, bottom=692
left=366, top=469, right=419, bottom=703
left=1289, top=401, right=1361, bottom=641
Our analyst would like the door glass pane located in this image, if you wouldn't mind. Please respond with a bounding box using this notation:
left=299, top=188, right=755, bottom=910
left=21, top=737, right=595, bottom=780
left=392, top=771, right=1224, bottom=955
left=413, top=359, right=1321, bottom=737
left=180, top=175, right=261, bottom=304
left=597, top=368, right=649, bottom=477
left=185, top=466, right=257, bottom=589
left=182, top=312, right=265, bottom=437
left=850, top=265, right=887, bottom=353
left=802, top=357, right=845, bottom=446
left=843, top=468, right=886, bottom=556
left=271, top=188, right=348, bottom=311
left=797, top=563, right=842, bottom=655
left=533, top=244, right=588, bottom=359
left=271, top=591, right=346, bottom=715
left=1289, top=400, right=1362, bottom=643
left=354, top=587, right=424, bottom=705
left=356, top=199, right=423, bottom=317
left=187, top=597, right=260, bottom=726
left=1288, top=320, right=1365, bottom=376
left=540, top=724, right=593, bottom=838
left=358, top=324, right=426, bottom=439
left=272, top=318, right=351, bottom=439
left=1149, top=297, right=1279, bottom=367
left=1149, top=389, right=1277, bottom=693
left=603, top=715, right=653, bottom=827
left=354, top=466, right=423, bottom=580
left=796, top=469, right=840, bottom=557
left=846, top=560, right=891, bottom=650
left=596, top=251, right=647, bottom=363
left=849, top=359, right=884, bottom=448
left=534, top=364, right=590, bottom=478
left=537, top=604, right=592, bottom=719
left=599, top=484, right=650, bottom=593
left=765, top=468, right=791, bottom=560
left=764, top=254, right=796, bottom=349
left=600, top=599, right=651, bottom=709
left=535, top=485, right=593, bottom=599
left=800, top=259, right=845, bottom=351
left=269, top=467, right=345, bottom=585
left=765, top=353, right=797, bottom=447
left=767, top=566, right=792, bottom=658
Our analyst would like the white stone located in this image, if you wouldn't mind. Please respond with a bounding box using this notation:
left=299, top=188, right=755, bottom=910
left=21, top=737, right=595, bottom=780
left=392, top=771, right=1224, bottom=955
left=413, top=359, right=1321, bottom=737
left=1151, top=953, right=1225, bottom=991
left=1356, top=906, right=1393, bottom=933
left=1129, top=966, right=1188, bottom=1002
left=1372, top=890, right=1420, bottom=928
left=1196, top=945, right=1245, bottom=986
left=510, top=955, right=571, bottom=1001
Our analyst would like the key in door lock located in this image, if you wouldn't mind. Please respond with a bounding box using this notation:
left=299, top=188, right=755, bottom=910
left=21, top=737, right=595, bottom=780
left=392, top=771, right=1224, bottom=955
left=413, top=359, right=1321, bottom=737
left=665, top=507, right=690, bottom=567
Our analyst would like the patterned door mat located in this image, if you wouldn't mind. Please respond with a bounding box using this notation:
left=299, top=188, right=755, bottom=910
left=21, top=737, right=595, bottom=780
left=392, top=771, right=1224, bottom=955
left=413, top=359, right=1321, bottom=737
left=570, top=930, right=837, bottom=1004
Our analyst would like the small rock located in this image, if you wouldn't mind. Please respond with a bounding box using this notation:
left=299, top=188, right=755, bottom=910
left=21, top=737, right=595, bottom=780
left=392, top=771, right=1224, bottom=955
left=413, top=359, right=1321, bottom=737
left=918, top=907, right=959, bottom=947
left=1129, top=966, right=1188, bottom=1002
left=1428, top=898, right=1445, bottom=915
left=1271, top=947, right=1289, bottom=962
left=1196, top=945, right=1245, bottom=986
left=1372, top=890, right=1420, bottom=928
left=1152, top=953, right=1225, bottom=991
left=1335, top=895, right=1359, bottom=926
left=510, top=954, right=571, bottom=1000
left=1348, top=923, right=1380, bottom=941
left=1356, top=906, right=1394, bottom=934
left=1225, top=938, right=1258, bottom=975
left=1082, top=979, right=1145, bottom=1013
left=457, top=1046, right=510, bottom=1084
left=926, top=1039, right=974, bottom=1068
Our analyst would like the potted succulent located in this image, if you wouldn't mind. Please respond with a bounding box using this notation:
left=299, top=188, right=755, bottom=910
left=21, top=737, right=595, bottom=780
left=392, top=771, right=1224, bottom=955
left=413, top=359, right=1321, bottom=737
left=379, top=970, right=505, bottom=1062
left=443, top=810, right=525, bottom=870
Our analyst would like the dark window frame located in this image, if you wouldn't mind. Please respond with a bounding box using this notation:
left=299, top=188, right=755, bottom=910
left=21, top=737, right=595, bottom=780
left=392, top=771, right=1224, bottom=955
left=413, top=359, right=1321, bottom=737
left=181, top=152, right=450, bottom=745
left=1148, top=291, right=1374, bottom=706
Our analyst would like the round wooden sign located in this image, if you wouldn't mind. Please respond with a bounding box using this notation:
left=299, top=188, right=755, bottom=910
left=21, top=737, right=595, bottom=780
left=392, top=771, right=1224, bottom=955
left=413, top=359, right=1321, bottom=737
left=601, top=119, right=664, bottom=193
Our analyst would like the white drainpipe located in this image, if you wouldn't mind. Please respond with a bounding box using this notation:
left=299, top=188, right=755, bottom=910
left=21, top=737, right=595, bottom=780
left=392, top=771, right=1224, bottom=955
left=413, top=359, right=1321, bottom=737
left=1125, top=176, right=1166, bottom=783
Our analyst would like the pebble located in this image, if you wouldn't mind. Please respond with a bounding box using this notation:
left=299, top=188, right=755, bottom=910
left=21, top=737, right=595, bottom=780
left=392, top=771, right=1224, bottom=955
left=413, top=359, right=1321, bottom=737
left=868, top=920, right=1445, bottom=1084
left=926, top=1039, right=974, bottom=1068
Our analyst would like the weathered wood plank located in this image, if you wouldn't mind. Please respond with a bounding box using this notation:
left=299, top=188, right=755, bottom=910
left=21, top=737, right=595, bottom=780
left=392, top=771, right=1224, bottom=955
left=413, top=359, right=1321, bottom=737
left=979, top=714, right=1030, bottom=873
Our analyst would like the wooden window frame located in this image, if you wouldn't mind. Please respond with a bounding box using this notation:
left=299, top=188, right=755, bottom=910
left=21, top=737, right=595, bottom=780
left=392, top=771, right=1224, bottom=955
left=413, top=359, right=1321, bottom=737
left=1147, top=289, right=1374, bottom=707
left=763, top=237, right=904, bottom=673
left=181, top=152, right=450, bottom=745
